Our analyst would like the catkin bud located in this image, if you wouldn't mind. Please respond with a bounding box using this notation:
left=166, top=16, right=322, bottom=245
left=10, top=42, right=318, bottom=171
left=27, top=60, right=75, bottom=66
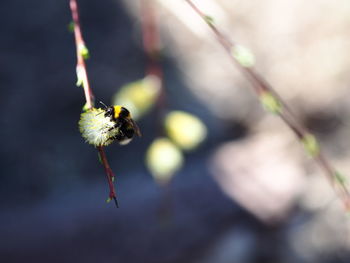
left=79, top=108, right=119, bottom=146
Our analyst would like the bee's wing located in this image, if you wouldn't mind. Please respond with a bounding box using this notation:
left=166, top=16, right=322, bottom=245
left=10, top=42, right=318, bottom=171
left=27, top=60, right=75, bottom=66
left=130, top=119, right=142, bottom=137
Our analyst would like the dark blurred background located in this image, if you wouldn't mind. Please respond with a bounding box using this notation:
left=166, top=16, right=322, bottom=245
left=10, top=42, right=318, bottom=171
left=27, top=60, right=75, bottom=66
left=1, top=0, right=350, bottom=262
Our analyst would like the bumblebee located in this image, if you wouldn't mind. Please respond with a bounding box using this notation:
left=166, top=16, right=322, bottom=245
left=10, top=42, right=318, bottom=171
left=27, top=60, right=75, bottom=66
left=101, top=103, right=141, bottom=145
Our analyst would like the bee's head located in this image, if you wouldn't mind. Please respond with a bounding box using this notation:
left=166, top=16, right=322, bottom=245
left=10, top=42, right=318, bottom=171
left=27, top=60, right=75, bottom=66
left=104, top=106, right=115, bottom=118
left=99, top=101, right=114, bottom=118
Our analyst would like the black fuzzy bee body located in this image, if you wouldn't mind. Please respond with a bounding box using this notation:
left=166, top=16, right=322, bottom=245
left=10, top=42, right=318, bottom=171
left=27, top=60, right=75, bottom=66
left=103, top=105, right=141, bottom=145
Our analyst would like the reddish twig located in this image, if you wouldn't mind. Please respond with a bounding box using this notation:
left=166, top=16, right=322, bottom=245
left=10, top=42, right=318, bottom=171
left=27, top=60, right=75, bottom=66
left=185, top=0, right=350, bottom=210
left=69, top=0, right=118, bottom=207
left=97, top=146, right=119, bottom=207
left=140, top=0, right=166, bottom=135
left=141, top=0, right=162, bottom=76
left=69, top=0, right=94, bottom=109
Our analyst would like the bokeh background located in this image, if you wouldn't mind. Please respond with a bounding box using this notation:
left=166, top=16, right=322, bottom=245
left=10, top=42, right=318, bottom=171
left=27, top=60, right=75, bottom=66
left=1, top=0, right=350, bottom=262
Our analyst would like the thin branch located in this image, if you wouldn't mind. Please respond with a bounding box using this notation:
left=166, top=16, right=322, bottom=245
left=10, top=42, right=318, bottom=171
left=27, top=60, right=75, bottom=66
left=140, top=0, right=166, bottom=135
left=97, top=146, right=119, bottom=207
left=70, top=0, right=94, bottom=108
left=70, top=0, right=118, bottom=207
left=185, top=0, right=350, bottom=210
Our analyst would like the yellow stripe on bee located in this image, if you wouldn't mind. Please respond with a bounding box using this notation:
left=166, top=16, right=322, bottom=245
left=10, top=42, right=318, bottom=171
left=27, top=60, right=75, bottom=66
left=113, top=105, right=122, bottom=118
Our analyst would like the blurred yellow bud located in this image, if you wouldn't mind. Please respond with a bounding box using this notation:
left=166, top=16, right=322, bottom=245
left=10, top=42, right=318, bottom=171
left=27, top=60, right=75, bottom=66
left=165, top=111, right=207, bottom=151
left=232, top=45, right=255, bottom=68
left=260, top=91, right=282, bottom=114
left=146, top=138, right=184, bottom=184
left=78, top=43, right=90, bottom=60
left=301, top=133, right=320, bottom=157
left=112, top=75, right=161, bottom=120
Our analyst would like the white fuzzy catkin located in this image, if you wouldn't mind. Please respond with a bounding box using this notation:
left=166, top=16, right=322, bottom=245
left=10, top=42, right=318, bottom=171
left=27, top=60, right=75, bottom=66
left=79, top=108, right=119, bottom=146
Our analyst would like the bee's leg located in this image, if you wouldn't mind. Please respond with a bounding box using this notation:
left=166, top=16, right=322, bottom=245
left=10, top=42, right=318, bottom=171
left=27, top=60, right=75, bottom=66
left=108, top=127, right=125, bottom=140
left=108, top=133, right=124, bottom=143
left=108, top=121, right=122, bottom=132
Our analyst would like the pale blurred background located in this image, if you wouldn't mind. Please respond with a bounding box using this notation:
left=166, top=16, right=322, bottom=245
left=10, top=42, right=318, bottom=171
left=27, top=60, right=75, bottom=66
left=1, top=0, right=350, bottom=262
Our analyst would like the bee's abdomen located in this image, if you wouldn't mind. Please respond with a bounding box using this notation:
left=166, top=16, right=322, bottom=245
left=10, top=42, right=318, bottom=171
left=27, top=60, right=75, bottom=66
left=121, top=125, right=135, bottom=138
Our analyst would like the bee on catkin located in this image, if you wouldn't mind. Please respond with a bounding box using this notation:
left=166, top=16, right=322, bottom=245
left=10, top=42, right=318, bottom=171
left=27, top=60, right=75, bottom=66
left=79, top=103, right=141, bottom=147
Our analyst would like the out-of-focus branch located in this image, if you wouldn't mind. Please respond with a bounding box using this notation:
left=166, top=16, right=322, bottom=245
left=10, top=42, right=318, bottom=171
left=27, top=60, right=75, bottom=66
left=185, top=0, right=350, bottom=210
left=69, top=0, right=118, bottom=207
left=141, top=0, right=162, bottom=78
left=141, top=0, right=166, bottom=133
